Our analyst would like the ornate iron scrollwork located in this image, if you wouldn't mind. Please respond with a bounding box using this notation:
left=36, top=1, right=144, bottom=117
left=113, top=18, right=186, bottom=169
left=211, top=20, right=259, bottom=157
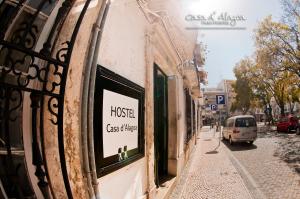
left=48, top=96, right=59, bottom=125
left=0, top=0, right=26, bottom=40
left=7, top=88, right=22, bottom=122
left=0, top=0, right=93, bottom=198
left=30, top=92, right=51, bottom=199
left=0, top=87, right=26, bottom=199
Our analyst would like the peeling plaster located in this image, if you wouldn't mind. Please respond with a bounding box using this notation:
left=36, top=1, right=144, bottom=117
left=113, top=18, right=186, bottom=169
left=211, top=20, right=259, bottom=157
left=41, top=2, right=101, bottom=198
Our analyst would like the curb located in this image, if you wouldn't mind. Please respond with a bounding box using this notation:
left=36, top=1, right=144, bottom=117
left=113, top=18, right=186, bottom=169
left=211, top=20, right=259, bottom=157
left=221, top=141, right=267, bottom=199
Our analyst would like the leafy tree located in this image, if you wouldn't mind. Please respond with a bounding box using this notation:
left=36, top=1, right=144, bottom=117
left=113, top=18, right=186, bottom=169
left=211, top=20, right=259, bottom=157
left=249, top=70, right=274, bottom=123
left=281, top=0, right=300, bottom=29
left=255, top=16, right=300, bottom=78
left=254, top=51, right=297, bottom=116
left=231, top=58, right=254, bottom=114
left=231, top=0, right=300, bottom=120
left=252, top=65, right=298, bottom=116
left=286, top=80, right=300, bottom=114
left=232, top=54, right=298, bottom=119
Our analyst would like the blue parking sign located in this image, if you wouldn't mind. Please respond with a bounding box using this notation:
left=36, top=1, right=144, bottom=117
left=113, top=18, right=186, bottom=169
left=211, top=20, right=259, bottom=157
left=216, top=95, right=225, bottom=104
left=210, top=104, right=218, bottom=110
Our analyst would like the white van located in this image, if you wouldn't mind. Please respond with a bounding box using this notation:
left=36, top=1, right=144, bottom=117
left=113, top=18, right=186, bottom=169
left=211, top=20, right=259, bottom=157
left=222, top=115, right=257, bottom=145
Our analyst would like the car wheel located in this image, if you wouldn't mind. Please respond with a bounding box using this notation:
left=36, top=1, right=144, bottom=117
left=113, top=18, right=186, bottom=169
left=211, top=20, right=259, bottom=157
left=296, top=128, right=300, bottom=135
left=248, top=141, right=254, bottom=145
left=288, top=127, right=291, bottom=133
left=229, top=136, right=233, bottom=145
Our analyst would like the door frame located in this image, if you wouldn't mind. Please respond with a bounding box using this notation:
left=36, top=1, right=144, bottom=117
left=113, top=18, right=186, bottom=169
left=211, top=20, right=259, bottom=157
left=153, top=64, right=169, bottom=186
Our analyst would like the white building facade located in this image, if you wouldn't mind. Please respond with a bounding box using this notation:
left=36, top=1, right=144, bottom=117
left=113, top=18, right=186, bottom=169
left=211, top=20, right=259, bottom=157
left=0, top=0, right=207, bottom=199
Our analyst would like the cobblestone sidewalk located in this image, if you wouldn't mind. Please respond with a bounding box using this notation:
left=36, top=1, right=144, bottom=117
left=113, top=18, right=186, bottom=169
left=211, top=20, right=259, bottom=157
left=169, top=127, right=253, bottom=199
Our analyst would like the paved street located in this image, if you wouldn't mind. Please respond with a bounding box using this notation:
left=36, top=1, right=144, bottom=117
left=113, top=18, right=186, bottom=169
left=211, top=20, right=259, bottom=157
left=225, top=129, right=300, bottom=199
left=170, top=126, right=300, bottom=199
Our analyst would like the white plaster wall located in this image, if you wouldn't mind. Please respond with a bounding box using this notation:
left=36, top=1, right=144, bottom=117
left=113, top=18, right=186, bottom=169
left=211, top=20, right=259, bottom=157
left=177, top=77, right=187, bottom=156
left=98, top=159, right=147, bottom=199
left=97, top=1, right=148, bottom=198
left=98, top=0, right=146, bottom=87
left=148, top=0, right=197, bottom=60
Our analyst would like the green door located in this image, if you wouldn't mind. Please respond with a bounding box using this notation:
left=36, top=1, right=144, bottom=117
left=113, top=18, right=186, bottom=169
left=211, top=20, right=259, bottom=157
left=154, top=65, right=168, bottom=186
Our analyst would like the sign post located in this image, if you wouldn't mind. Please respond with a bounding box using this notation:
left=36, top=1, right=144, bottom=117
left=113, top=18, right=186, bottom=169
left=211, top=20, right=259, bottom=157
left=216, top=94, right=225, bottom=131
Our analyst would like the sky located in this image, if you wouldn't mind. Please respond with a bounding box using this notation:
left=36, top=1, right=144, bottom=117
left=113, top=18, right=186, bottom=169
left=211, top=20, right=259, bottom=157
left=184, top=0, right=284, bottom=87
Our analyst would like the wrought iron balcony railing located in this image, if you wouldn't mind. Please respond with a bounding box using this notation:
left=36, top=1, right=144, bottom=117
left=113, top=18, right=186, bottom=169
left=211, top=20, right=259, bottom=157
left=0, top=0, right=92, bottom=198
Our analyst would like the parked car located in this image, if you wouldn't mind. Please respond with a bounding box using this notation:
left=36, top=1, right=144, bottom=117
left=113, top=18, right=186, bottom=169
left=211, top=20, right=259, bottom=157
left=222, top=115, right=257, bottom=145
left=276, top=115, right=299, bottom=133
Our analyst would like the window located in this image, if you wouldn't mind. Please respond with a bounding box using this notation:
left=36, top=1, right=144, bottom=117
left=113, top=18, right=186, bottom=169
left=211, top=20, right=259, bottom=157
left=192, top=100, right=196, bottom=134
left=280, top=117, right=288, bottom=122
left=235, top=118, right=257, bottom=127
left=185, top=89, right=192, bottom=141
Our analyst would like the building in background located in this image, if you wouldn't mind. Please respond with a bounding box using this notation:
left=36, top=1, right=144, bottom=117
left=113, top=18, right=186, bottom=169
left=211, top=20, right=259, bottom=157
left=217, top=79, right=236, bottom=116
left=202, top=88, right=226, bottom=125
left=270, top=97, right=300, bottom=120
left=202, top=79, right=236, bottom=125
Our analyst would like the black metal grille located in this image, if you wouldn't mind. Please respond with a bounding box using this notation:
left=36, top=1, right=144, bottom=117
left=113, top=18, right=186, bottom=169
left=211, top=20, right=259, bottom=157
left=0, top=0, right=92, bottom=198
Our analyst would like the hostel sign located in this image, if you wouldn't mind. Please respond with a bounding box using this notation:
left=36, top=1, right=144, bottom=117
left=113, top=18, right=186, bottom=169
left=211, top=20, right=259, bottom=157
left=102, top=90, right=139, bottom=158
left=94, top=66, right=145, bottom=177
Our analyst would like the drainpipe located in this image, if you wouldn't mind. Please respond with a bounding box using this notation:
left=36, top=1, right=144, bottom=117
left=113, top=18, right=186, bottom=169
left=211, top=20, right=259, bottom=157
left=81, top=1, right=111, bottom=198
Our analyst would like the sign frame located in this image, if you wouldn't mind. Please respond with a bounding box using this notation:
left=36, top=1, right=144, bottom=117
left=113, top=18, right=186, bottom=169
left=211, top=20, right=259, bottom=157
left=210, top=104, right=218, bottom=111
left=216, top=95, right=225, bottom=105
left=94, top=65, right=145, bottom=177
